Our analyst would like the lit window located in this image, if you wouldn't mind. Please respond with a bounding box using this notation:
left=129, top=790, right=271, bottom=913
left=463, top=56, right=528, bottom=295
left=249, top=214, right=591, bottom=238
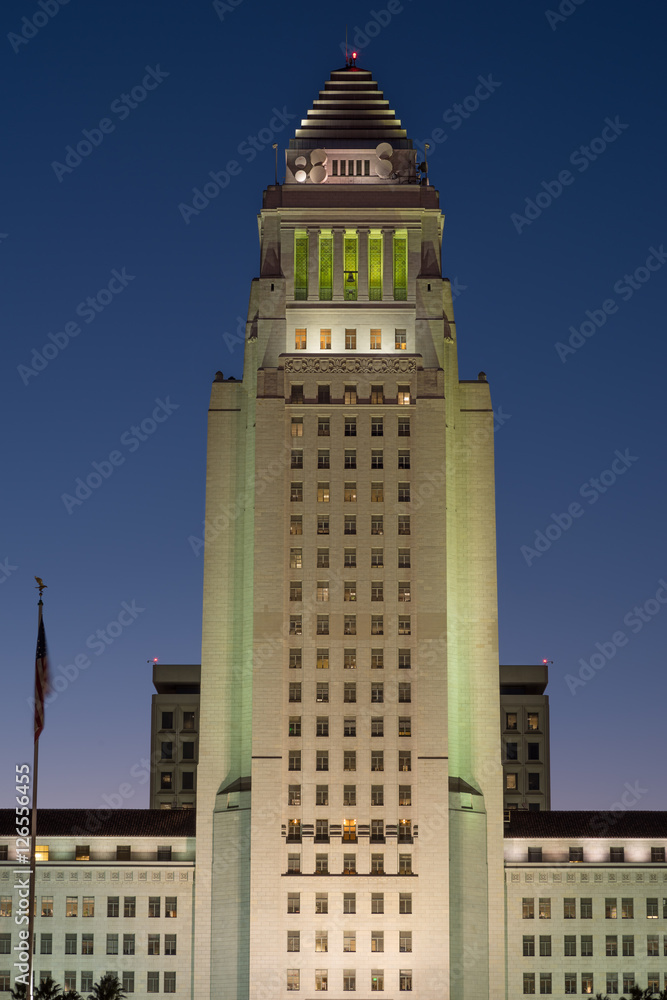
left=344, top=233, right=358, bottom=301
left=82, top=897, right=94, bottom=917
left=344, top=650, right=356, bottom=669
left=621, top=897, right=633, bottom=918
left=398, top=582, right=411, bottom=602
left=317, top=482, right=330, bottom=502
left=35, top=845, right=49, bottom=862
left=395, top=328, right=407, bottom=350
left=539, top=898, right=551, bottom=919
left=41, top=897, right=53, bottom=918
left=344, top=582, right=356, bottom=602
left=290, top=548, right=302, bottom=569
left=315, top=969, right=327, bottom=992
left=294, top=329, right=306, bottom=350
left=523, top=898, right=535, bottom=919
left=317, top=581, right=329, bottom=602
left=66, top=897, right=78, bottom=917
left=344, top=482, right=357, bottom=502
left=345, top=385, right=357, bottom=403
left=288, top=683, right=301, bottom=703
left=397, top=385, right=411, bottom=405
left=289, top=717, right=301, bottom=737
left=289, top=616, right=302, bottom=636
left=581, top=973, right=593, bottom=995
left=647, top=897, right=659, bottom=918
left=290, top=516, right=302, bottom=535
left=506, top=773, right=518, bottom=790
left=316, top=649, right=329, bottom=669
left=398, top=615, right=411, bottom=635
left=527, top=712, right=539, bottom=730
left=345, top=329, right=357, bottom=350
left=320, top=329, right=331, bottom=350
left=371, top=384, right=384, bottom=403
left=315, top=930, right=328, bottom=953
left=287, top=970, right=300, bottom=992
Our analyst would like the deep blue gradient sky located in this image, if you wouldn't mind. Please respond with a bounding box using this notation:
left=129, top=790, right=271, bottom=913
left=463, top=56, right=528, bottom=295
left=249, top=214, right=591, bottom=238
left=2, top=0, right=666, bottom=811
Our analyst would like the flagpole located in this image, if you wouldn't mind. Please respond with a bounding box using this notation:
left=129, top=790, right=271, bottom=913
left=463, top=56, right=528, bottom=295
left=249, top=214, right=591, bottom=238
left=27, top=579, right=47, bottom=1000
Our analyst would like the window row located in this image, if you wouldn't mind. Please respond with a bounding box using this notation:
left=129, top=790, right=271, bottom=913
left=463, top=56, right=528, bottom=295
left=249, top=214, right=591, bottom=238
left=290, top=681, right=411, bottom=707
left=0, top=971, right=176, bottom=994
left=290, top=514, right=411, bottom=535
left=291, top=416, right=410, bottom=438
left=292, top=450, right=412, bottom=470
left=289, top=648, right=412, bottom=672
left=159, top=770, right=195, bottom=790
left=522, top=897, right=666, bottom=919
left=523, top=971, right=666, bottom=995
left=290, top=785, right=412, bottom=807
left=522, top=933, right=667, bottom=956
left=158, top=709, right=196, bottom=731
left=288, top=617, right=410, bottom=639
left=507, top=773, right=542, bottom=792
left=505, top=711, right=541, bottom=732
left=505, top=742, right=544, bottom=762
left=286, top=929, right=413, bottom=952
left=286, top=967, right=413, bottom=992
left=290, top=581, right=412, bottom=602
left=287, top=890, right=412, bottom=914
left=0, top=932, right=178, bottom=957
left=0, top=896, right=178, bottom=919
left=287, top=853, right=413, bottom=876
left=291, top=388, right=411, bottom=407
left=294, top=228, right=407, bottom=304
left=14, top=844, right=176, bottom=864
left=288, top=750, right=413, bottom=771
left=291, top=327, right=410, bottom=358
left=287, top=819, right=413, bottom=844
left=291, top=482, right=412, bottom=503
left=290, top=548, right=412, bottom=570
left=288, top=716, right=412, bottom=738
left=158, top=740, right=196, bottom=760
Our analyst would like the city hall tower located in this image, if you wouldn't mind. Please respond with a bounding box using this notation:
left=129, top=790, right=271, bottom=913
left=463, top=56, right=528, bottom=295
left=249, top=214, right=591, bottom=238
left=194, top=63, right=505, bottom=1000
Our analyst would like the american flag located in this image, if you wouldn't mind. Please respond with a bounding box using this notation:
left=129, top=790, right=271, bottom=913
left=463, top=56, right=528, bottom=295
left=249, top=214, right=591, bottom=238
left=34, top=616, right=49, bottom=742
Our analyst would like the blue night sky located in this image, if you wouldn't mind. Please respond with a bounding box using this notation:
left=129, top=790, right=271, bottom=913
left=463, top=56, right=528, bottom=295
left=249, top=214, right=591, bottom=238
left=2, top=0, right=666, bottom=811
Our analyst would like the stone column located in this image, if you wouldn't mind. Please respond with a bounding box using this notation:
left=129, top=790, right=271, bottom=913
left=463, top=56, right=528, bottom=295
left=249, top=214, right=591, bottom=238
left=333, top=227, right=345, bottom=302
left=383, top=228, right=394, bottom=301
left=307, top=227, right=320, bottom=301
left=281, top=227, right=294, bottom=301
left=357, top=228, right=369, bottom=302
